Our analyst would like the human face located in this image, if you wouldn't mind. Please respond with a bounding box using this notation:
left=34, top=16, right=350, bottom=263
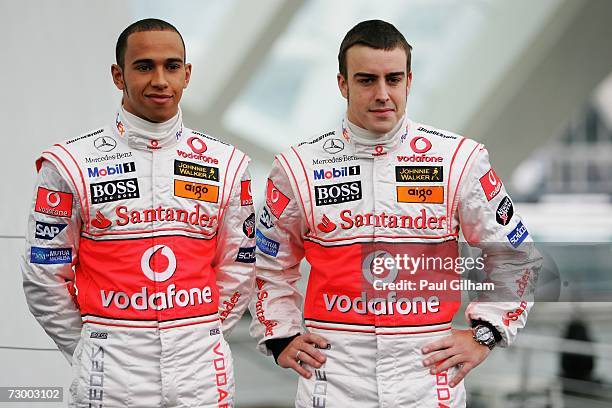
left=338, top=45, right=411, bottom=134
left=111, top=30, right=191, bottom=123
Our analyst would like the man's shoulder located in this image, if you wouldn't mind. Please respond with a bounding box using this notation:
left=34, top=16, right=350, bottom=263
left=183, top=127, right=249, bottom=159
left=411, top=121, right=465, bottom=143
left=60, top=126, right=110, bottom=147
left=287, top=128, right=340, bottom=156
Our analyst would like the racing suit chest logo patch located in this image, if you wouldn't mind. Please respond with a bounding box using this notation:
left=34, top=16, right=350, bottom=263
left=90, top=178, right=140, bottom=204
left=174, top=160, right=219, bottom=181
left=314, top=181, right=362, bottom=206
left=174, top=180, right=219, bottom=203
left=396, top=186, right=444, bottom=203
left=395, top=166, right=443, bottom=182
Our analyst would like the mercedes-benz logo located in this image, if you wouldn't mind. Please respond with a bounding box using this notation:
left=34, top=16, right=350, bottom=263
left=323, top=138, right=344, bottom=154
left=94, top=136, right=117, bottom=152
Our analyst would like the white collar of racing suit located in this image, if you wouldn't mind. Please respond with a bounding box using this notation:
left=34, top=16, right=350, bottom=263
left=113, top=106, right=183, bottom=151
left=343, top=114, right=408, bottom=158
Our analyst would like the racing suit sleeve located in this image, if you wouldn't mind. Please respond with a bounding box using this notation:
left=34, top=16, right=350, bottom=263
left=21, top=160, right=83, bottom=363
left=214, top=167, right=256, bottom=337
left=249, top=158, right=308, bottom=355
left=457, top=147, right=542, bottom=347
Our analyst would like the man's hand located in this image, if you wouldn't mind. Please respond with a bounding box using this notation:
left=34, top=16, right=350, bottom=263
left=277, top=332, right=328, bottom=379
left=421, top=329, right=490, bottom=387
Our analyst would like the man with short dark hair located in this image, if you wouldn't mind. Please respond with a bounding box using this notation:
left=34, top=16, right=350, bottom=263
left=22, top=18, right=255, bottom=407
left=250, top=20, right=541, bottom=406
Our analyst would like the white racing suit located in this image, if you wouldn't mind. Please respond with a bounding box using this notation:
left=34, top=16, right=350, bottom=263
left=22, top=109, right=256, bottom=407
left=250, top=116, right=541, bottom=407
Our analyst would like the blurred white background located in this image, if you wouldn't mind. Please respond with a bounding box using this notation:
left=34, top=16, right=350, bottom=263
left=2, top=0, right=612, bottom=406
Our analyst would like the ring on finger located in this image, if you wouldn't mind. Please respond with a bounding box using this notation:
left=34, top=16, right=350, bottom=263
left=296, top=350, right=302, bottom=363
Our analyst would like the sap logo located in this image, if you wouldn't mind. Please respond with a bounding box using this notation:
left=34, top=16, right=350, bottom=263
left=313, top=166, right=360, bottom=181
left=35, top=222, right=67, bottom=240
left=259, top=206, right=274, bottom=229
left=507, top=221, right=528, bottom=248
left=314, top=181, right=362, bottom=206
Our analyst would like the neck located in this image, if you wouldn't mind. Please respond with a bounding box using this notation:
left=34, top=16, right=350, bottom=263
left=346, top=117, right=404, bottom=141
left=121, top=107, right=179, bottom=136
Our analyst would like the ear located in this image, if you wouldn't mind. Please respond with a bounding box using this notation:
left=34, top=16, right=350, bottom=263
left=337, top=73, right=348, bottom=100
left=111, top=64, right=125, bottom=91
left=184, top=63, right=192, bottom=89
left=406, top=71, right=413, bottom=96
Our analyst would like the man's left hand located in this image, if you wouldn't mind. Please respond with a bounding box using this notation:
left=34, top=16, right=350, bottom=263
left=421, top=329, right=490, bottom=387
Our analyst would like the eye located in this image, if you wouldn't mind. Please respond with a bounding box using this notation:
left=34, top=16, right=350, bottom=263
left=358, top=78, right=374, bottom=84
left=167, top=63, right=182, bottom=70
left=387, top=76, right=402, bottom=84
left=135, top=64, right=151, bottom=72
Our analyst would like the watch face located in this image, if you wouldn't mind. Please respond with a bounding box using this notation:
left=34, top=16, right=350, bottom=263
left=476, top=326, right=493, bottom=341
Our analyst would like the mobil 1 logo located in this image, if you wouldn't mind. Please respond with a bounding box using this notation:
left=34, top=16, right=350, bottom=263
left=314, top=180, right=362, bottom=206
left=90, top=178, right=140, bottom=204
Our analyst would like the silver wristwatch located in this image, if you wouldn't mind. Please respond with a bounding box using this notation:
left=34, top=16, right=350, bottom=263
left=473, top=324, right=496, bottom=350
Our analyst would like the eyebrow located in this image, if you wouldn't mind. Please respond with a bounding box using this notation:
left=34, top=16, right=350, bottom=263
left=131, top=57, right=184, bottom=65
left=354, top=72, right=405, bottom=78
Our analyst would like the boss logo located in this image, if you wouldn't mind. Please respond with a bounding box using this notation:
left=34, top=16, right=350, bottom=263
left=90, top=178, right=140, bottom=204
left=314, top=181, right=362, bottom=206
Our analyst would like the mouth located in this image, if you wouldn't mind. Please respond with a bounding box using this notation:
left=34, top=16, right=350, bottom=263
left=146, top=94, right=173, bottom=105
left=369, top=108, right=395, bottom=117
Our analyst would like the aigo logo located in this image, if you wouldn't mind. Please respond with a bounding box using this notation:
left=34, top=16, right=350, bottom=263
left=410, top=136, right=432, bottom=154
left=187, top=136, right=207, bottom=154
left=140, top=245, right=177, bottom=282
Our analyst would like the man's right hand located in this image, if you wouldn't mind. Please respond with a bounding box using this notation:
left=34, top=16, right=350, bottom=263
left=277, top=332, right=328, bottom=379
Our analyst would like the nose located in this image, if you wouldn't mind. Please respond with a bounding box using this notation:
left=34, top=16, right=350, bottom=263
left=374, top=79, right=390, bottom=103
left=151, top=66, right=168, bottom=88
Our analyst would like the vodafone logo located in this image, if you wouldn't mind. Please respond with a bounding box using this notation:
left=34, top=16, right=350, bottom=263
left=489, top=171, right=497, bottom=186
left=46, top=192, right=61, bottom=208
left=410, top=136, right=432, bottom=154
left=373, top=145, right=386, bottom=157
left=141, top=245, right=177, bottom=282
left=35, top=187, right=73, bottom=217
left=187, top=136, right=207, bottom=154
left=270, top=188, right=280, bottom=203
left=265, top=179, right=290, bottom=218
left=479, top=168, right=503, bottom=201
